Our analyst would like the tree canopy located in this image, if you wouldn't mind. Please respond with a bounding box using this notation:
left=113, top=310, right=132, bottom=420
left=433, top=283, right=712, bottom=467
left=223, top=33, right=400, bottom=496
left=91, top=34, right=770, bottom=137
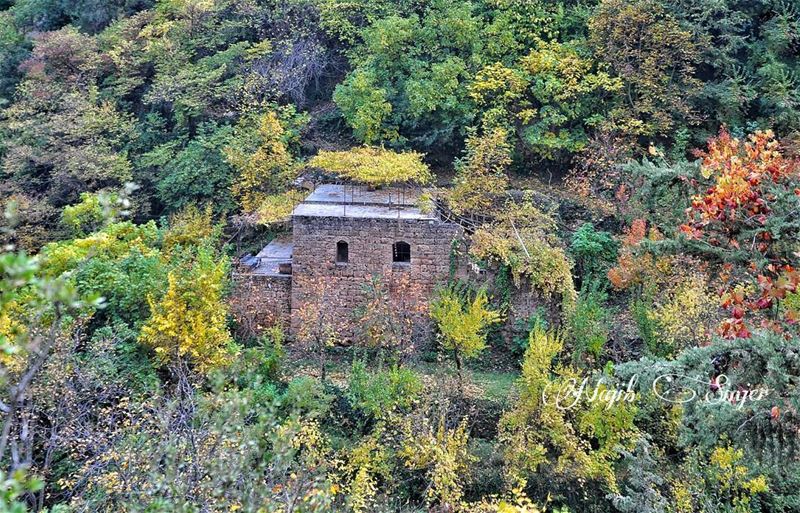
left=1, top=0, right=799, bottom=511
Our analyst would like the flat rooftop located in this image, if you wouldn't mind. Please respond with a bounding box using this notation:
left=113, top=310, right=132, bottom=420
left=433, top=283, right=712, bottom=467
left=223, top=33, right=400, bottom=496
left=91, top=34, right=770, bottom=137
left=292, top=184, right=435, bottom=220
left=249, top=236, right=293, bottom=276
left=303, top=183, right=419, bottom=206
left=241, top=184, right=441, bottom=274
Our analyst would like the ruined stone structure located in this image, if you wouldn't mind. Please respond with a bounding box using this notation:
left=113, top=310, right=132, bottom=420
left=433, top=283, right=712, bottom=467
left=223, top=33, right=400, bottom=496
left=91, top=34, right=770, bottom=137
left=233, top=184, right=462, bottom=340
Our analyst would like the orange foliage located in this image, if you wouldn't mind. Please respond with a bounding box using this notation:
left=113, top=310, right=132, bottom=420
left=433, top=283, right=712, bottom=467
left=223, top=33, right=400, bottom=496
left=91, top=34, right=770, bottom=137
left=680, top=128, right=800, bottom=254
left=679, top=129, right=800, bottom=339
left=607, top=219, right=666, bottom=290
left=718, top=265, right=800, bottom=339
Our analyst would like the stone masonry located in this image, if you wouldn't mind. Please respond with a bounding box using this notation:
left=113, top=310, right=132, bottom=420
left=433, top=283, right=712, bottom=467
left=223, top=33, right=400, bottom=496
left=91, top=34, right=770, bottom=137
left=291, top=213, right=461, bottom=339
left=232, top=184, right=462, bottom=341
left=230, top=273, right=291, bottom=340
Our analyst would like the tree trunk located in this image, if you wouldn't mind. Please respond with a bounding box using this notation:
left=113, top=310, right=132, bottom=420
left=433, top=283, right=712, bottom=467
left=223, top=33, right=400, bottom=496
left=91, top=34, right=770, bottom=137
left=454, top=349, right=464, bottom=394
left=318, top=340, right=327, bottom=385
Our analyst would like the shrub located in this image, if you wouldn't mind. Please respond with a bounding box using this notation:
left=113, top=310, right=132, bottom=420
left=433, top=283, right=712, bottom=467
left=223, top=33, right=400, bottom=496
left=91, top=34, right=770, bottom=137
left=648, top=273, right=717, bottom=355
left=500, top=328, right=638, bottom=492
left=346, top=361, right=423, bottom=418
left=283, top=376, right=333, bottom=420
left=570, top=222, right=618, bottom=284
left=569, top=281, right=612, bottom=363
left=226, top=326, right=285, bottom=396
left=62, top=191, right=124, bottom=236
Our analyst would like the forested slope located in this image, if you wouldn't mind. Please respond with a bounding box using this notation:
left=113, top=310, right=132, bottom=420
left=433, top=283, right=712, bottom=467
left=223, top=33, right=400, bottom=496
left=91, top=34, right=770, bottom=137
left=1, top=0, right=799, bottom=512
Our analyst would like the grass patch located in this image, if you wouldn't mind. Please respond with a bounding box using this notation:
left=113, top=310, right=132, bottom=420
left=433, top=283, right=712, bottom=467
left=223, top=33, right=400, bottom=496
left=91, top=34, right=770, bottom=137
left=469, top=369, right=518, bottom=403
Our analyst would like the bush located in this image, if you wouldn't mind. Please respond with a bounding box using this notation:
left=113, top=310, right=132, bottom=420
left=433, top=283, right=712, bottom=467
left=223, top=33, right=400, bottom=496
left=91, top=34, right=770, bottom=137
left=223, top=326, right=285, bottom=403
left=569, top=281, right=612, bottom=363
left=346, top=361, right=423, bottom=418
left=254, top=326, right=285, bottom=382
left=61, top=191, right=121, bottom=236
left=570, top=222, right=618, bottom=285
left=283, top=376, right=333, bottom=419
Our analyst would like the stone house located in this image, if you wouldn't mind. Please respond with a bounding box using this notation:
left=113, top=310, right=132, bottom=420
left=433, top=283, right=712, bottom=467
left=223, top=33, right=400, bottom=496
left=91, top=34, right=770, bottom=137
left=232, top=184, right=462, bottom=340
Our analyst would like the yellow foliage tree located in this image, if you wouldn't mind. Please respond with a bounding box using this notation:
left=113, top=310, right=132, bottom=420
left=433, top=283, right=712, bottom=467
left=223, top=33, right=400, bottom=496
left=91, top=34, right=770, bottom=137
left=309, top=146, right=433, bottom=186
left=500, top=329, right=638, bottom=492
left=430, top=287, right=501, bottom=384
left=339, top=428, right=393, bottom=512
left=447, top=126, right=511, bottom=216
left=139, top=247, right=235, bottom=372
left=648, top=272, right=718, bottom=354
left=0, top=299, right=27, bottom=378
left=161, top=204, right=219, bottom=255
left=225, top=110, right=302, bottom=224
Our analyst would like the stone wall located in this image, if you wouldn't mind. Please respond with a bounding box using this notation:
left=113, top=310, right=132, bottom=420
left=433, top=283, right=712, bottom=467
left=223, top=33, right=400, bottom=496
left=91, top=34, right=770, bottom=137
left=230, top=273, right=291, bottom=340
left=478, top=266, right=566, bottom=347
left=290, top=215, right=462, bottom=341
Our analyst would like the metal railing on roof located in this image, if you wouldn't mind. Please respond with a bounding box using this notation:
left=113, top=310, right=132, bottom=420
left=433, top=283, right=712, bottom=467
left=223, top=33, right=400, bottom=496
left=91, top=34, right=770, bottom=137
left=431, top=197, right=494, bottom=233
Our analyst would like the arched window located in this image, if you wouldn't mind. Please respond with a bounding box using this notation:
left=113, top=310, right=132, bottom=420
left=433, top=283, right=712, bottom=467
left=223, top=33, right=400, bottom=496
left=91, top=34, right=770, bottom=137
left=392, top=241, right=411, bottom=263
left=336, top=240, right=349, bottom=263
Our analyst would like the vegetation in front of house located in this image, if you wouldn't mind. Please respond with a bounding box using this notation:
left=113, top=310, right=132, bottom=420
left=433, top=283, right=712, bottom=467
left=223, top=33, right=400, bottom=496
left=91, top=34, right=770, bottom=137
left=2, top=0, right=800, bottom=511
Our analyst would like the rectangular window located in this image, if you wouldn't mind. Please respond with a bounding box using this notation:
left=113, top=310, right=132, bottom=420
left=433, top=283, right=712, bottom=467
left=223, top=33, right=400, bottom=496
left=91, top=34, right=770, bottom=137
left=336, top=241, right=349, bottom=263
left=392, top=241, right=411, bottom=263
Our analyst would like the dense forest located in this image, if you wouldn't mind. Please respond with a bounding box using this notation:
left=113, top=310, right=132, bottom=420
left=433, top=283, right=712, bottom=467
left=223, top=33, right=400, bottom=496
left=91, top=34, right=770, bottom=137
left=1, top=0, right=800, bottom=511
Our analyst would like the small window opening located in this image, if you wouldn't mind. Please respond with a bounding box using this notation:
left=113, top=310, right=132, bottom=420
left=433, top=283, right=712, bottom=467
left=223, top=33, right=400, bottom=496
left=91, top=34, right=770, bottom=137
left=336, top=240, right=349, bottom=263
left=393, top=241, right=411, bottom=263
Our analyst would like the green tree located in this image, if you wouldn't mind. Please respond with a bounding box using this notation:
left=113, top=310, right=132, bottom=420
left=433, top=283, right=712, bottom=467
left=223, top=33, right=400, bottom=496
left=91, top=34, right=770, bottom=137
left=150, top=123, right=237, bottom=214
left=0, top=27, right=135, bottom=247
left=568, top=282, right=612, bottom=364
left=0, top=13, right=28, bottom=103
left=617, top=331, right=800, bottom=508
left=334, top=0, right=481, bottom=149
left=471, top=40, right=622, bottom=162
left=570, top=222, right=618, bottom=284
left=663, top=0, right=800, bottom=137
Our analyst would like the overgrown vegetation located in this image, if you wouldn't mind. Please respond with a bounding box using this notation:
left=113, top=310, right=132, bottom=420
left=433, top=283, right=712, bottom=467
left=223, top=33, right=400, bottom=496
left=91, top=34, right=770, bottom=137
left=1, top=0, right=799, bottom=511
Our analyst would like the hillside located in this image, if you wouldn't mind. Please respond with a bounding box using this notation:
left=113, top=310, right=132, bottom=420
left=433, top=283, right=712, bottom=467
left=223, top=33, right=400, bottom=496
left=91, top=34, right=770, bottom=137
left=1, top=0, right=799, bottom=512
